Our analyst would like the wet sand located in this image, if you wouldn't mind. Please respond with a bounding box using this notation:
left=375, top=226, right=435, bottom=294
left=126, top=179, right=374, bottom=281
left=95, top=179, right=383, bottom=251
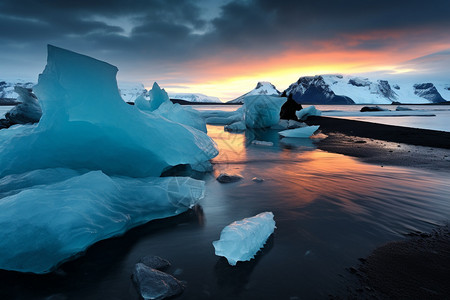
left=306, top=116, right=450, bottom=172
left=306, top=116, right=450, bottom=299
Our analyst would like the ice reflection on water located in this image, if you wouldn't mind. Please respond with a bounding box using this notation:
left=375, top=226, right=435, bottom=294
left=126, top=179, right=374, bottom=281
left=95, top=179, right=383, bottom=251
left=1, top=124, right=449, bottom=299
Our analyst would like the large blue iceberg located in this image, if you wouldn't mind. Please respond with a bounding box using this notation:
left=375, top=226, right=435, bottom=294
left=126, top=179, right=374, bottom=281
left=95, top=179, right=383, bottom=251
left=0, top=170, right=204, bottom=273
left=244, top=95, right=287, bottom=128
left=0, top=45, right=217, bottom=178
left=0, top=45, right=218, bottom=273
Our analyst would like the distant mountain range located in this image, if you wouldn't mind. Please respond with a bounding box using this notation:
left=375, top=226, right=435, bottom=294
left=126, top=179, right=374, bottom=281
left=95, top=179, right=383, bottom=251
left=168, top=93, right=221, bottom=103
left=226, top=75, right=449, bottom=105
left=1, top=80, right=222, bottom=104
left=227, top=82, right=280, bottom=104
left=282, top=75, right=449, bottom=104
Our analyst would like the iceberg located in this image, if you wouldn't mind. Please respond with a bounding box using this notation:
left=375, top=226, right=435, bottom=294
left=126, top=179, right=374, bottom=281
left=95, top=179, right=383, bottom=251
left=278, top=125, right=320, bottom=138
left=0, top=45, right=217, bottom=274
left=244, top=95, right=287, bottom=128
left=224, top=121, right=246, bottom=132
left=200, top=107, right=244, bottom=125
left=0, top=170, right=204, bottom=273
left=135, top=82, right=207, bottom=132
left=296, top=105, right=322, bottom=121
left=212, top=212, right=276, bottom=266
left=0, top=45, right=218, bottom=178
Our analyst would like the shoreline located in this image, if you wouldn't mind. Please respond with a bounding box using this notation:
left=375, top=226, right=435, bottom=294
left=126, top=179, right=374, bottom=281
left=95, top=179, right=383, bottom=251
left=306, top=116, right=450, bottom=172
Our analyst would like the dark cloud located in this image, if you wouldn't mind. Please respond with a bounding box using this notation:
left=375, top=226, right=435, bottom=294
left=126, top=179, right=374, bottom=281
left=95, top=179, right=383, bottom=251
left=0, top=0, right=449, bottom=80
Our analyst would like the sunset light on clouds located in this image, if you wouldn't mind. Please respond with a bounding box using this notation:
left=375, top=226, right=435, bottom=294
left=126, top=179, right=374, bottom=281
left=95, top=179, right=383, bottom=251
left=1, top=0, right=449, bottom=101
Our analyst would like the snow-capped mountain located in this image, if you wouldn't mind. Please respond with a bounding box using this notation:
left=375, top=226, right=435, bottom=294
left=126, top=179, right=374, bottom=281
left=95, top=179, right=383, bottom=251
left=168, top=93, right=222, bottom=103
left=284, top=75, right=449, bottom=104
left=1, top=79, right=148, bottom=104
left=227, top=81, right=280, bottom=104
left=117, top=82, right=147, bottom=103
left=0, top=80, right=34, bottom=102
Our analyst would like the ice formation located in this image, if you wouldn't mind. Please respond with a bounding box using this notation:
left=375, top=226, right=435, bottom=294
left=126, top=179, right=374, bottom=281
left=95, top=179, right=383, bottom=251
left=244, top=95, right=287, bottom=128
left=278, top=125, right=320, bottom=138
left=0, top=45, right=217, bottom=178
left=295, top=105, right=322, bottom=121
left=4, top=86, right=42, bottom=125
left=212, top=212, right=276, bottom=266
left=0, top=170, right=204, bottom=273
left=200, top=107, right=244, bottom=125
left=135, top=82, right=207, bottom=132
left=224, top=121, right=246, bottom=132
left=0, top=45, right=217, bottom=274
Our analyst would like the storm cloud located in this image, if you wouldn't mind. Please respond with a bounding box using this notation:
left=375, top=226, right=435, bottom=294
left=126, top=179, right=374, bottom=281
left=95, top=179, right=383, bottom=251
left=1, top=0, right=449, bottom=85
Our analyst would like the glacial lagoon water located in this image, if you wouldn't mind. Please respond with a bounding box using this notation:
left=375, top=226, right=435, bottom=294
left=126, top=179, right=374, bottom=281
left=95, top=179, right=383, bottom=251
left=1, top=121, right=449, bottom=299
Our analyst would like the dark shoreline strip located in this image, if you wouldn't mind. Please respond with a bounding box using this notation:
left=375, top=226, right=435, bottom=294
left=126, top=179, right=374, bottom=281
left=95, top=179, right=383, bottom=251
left=306, top=116, right=450, bottom=149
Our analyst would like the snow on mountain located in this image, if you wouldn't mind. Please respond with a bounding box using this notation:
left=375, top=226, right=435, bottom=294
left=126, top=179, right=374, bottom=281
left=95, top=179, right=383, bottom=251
left=227, top=81, right=281, bottom=104
left=0, top=80, right=34, bottom=101
left=284, top=74, right=448, bottom=104
left=1, top=79, right=147, bottom=103
left=168, top=93, right=222, bottom=103
left=117, top=82, right=147, bottom=103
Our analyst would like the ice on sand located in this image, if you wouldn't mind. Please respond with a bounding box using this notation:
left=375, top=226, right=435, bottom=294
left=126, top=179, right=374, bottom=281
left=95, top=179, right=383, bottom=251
left=278, top=125, right=320, bottom=138
left=213, top=212, right=276, bottom=266
left=296, top=105, right=322, bottom=121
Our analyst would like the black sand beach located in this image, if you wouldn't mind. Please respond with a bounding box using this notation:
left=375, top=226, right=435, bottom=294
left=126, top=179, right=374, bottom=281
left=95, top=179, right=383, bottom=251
left=307, top=116, right=450, bottom=172
left=305, top=116, right=450, bottom=299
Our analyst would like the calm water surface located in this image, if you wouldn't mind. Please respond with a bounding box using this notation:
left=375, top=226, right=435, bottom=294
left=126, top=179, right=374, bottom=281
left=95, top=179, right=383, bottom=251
left=1, top=114, right=450, bottom=299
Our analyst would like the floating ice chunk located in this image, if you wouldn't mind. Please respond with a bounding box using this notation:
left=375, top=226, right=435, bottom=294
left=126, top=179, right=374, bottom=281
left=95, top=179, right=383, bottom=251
left=244, top=95, right=287, bottom=128
left=4, top=86, right=42, bottom=125
left=216, top=173, right=243, bottom=183
left=296, top=106, right=322, bottom=121
left=224, top=121, right=246, bottom=132
left=0, top=45, right=217, bottom=177
left=202, top=107, right=244, bottom=125
left=278, top=125, right=320, bottom=138
left=251, top=140, right=273, bottom=146
left=133, top=263, right=184, bottom=300
left=148, top=82, right=169, bottom=111
left=252, top=177, right=264, bottom=183
left=0, top=170, right=205, bottom=273
left=213, top=212, right=276, bottom=266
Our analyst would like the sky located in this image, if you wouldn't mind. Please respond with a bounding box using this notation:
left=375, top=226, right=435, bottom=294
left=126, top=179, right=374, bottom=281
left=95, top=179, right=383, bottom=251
left=1, top=0, right=449, bottom=101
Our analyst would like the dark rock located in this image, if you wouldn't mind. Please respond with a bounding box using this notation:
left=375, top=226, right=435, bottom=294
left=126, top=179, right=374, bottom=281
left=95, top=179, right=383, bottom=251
left=413, top=83, right=446, bottom=103
left=377, top=80, right=397, bottom=100
left=393, top=84, right=400, bottom=90
left=348, top=78, right=370, bottom=87
left=280, top=94, right=302, bottom=120
left=139, top=256, right=171, bottom=271
left=360, top=106, right=388, bottom=112
left=132, top=263, right=184, bottom=300
left=216, top=173, right=243, bottom=183
left=284, top=75, right=355, bottom=105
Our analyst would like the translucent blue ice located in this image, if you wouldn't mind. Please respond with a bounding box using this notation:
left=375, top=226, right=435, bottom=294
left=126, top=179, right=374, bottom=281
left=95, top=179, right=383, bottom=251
left=212, top=212, right=276, bottom=266
left=136, top=82, right=207, bottom=132
left=0, top=45, right=217, bottom=177
left=278, top=125, right=320, bottom=138
left=244, top=95, right=287, bottom=128
left=0, top=45, right=216, bottom=274
left=296, top=105, right=322, bottom=121
left=0, top=170, right=204, bottom=273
